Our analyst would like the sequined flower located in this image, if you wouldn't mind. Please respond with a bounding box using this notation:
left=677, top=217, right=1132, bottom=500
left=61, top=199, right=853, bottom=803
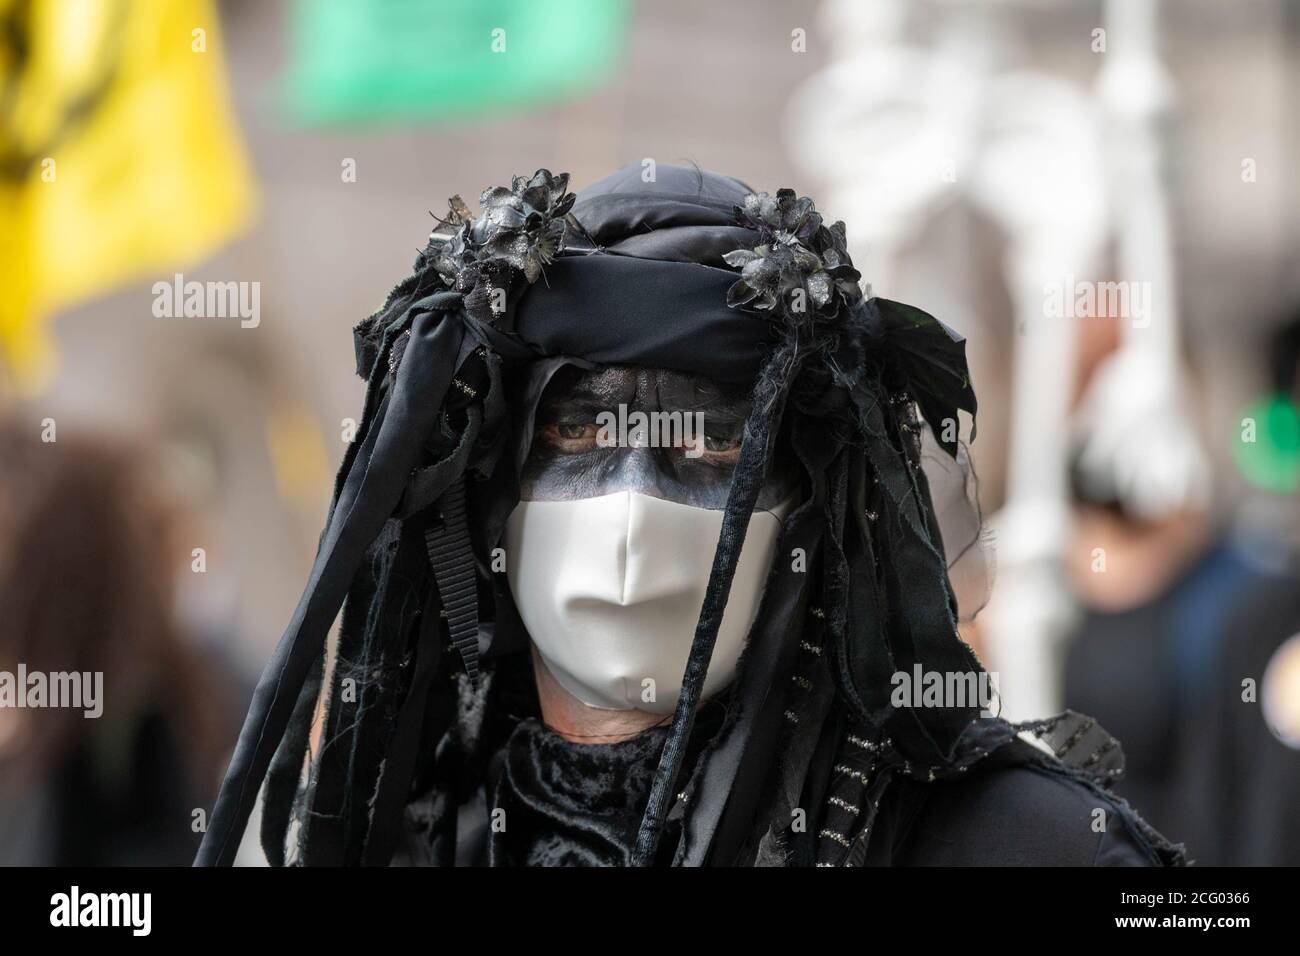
left=724, top=189, right=863, bottom=319
left=429, top=169, right=577, bottom=309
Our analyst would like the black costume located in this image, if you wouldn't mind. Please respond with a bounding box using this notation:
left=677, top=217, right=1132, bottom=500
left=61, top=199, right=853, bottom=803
left=197, top=163, right=1183, bottom=867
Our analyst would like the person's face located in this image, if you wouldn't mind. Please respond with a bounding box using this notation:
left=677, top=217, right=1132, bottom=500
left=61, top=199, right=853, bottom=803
left=520, top=364, right=798, bottom=511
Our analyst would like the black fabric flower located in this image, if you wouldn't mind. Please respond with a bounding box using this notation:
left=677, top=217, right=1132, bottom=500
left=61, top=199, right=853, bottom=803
left=723, top=189, right=863, bottom=320
left=428, top=170, right=577, bottom=320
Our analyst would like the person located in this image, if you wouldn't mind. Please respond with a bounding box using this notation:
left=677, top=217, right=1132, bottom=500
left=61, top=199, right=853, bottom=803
left=1173, top=311, right=1300, bottom=865
left=1061, top=344, right=1223, bottom=849
left=196, top=163, right=1183, bottom=867
left=0, top=421, right=235, bottom=864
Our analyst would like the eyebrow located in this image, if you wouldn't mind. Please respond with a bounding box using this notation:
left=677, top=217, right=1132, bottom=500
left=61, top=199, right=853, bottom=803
left=538, top=396, right=613, bottom=422
left=660, top=381, right=752, bottom=421
left=538, top=366, right=754, bottom=421
left=558, top=379, right=626, bottom=404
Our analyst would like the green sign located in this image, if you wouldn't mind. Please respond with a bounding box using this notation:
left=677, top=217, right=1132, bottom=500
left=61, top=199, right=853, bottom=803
left=1235, top=394, right=1300, bottom=493
left=282, top=0, right=630, bottom=125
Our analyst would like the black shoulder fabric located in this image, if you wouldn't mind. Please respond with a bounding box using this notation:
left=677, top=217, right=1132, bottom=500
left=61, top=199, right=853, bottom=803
left=891, top=764, right=1156, bottom=866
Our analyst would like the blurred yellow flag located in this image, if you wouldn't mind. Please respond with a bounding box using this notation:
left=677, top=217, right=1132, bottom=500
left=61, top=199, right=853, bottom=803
left=0, top=0, right=254, bottom=394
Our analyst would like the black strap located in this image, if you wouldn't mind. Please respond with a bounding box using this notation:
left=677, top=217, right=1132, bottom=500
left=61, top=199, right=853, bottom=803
left=358, top=473, right=483, bottom=864
left=424, top=476, right=481, bottom=686
left=631, top=358, right=789, bottom=866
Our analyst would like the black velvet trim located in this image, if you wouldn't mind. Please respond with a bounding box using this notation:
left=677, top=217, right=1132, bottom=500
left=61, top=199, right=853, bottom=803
left=487, top=701, right=726, bottom=867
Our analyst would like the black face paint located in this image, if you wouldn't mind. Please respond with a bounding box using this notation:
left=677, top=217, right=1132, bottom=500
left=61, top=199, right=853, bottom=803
left=519, top=363, right=799, bottom=510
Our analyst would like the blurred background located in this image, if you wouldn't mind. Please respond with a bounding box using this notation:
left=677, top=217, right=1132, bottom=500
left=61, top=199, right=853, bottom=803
left=1, top=0, right=1297, bottom=865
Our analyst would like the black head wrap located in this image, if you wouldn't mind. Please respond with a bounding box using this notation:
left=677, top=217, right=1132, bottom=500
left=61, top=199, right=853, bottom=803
left=196, top=163, right=1180, bottom=867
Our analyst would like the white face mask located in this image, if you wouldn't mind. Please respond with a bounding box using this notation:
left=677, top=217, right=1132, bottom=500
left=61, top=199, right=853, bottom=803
left=503, top=490, right=791, bottom=713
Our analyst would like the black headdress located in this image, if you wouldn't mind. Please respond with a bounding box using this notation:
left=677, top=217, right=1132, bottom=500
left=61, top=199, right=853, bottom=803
left=196, top=163, right=1180, bottom=867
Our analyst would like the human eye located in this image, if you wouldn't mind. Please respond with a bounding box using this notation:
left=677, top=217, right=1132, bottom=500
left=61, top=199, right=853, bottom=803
left=681, top=431, right=743, bottom=465
left=538, top=420, right=602, bottom=453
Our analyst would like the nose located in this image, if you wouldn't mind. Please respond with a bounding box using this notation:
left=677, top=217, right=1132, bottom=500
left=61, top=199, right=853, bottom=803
left=609, top=445, right=668, bottom=499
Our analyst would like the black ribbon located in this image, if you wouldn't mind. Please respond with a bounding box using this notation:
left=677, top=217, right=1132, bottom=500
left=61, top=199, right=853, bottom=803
left=866, top=298, right=977, bottom=458
left=196, top=293, right=469, bottom=866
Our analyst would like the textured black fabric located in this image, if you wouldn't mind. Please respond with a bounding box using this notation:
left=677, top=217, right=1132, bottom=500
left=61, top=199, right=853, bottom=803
left=485, top=709, right=726, bottom=867
left=441, top=735, right=1166, bottom=867
left=570, top=163, right=752, bottom=259
left=513, top=256, right=774, bottom=385
left=489, top=719, right=669, bottom=866
left=884, top=765, right=1165, bottom=866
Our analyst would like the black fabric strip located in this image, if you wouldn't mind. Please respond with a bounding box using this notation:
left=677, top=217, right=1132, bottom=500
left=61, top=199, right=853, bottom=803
left=514, top=255, right=776, bottom=385
left=195, top=298, right=466, bottom=866
left=676, top=493, right=819, bottom=865
left=631, top=362, right=787, bottom=865
left=702, top=414, right=842, bottom=856
left=359, top=580, right=445, bottom=866
left=600, top=225, right=761, bottom=267
left=259, top=652, right=323, bottom=865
